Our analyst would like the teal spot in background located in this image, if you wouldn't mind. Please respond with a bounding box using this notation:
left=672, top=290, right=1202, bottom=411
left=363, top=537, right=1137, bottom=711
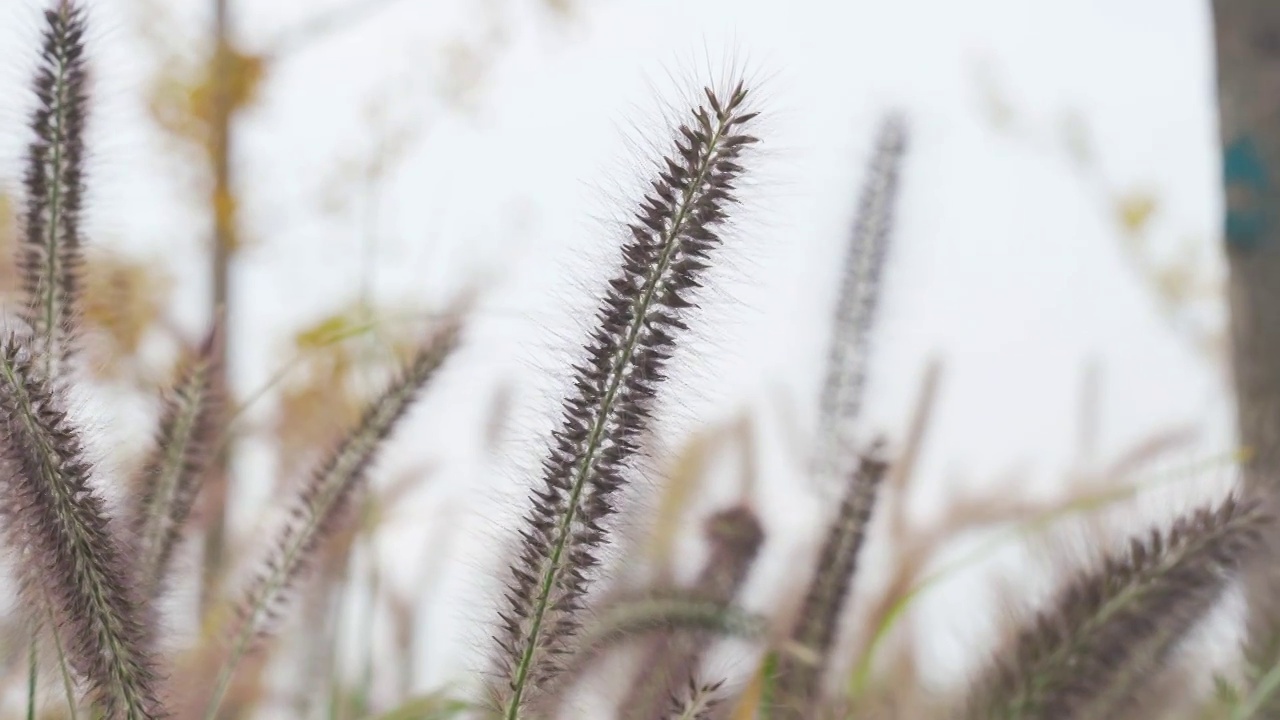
left=1224, top=135, right=1272, bottom=251
left=1225, top=136, right=1270, bottom=190
left=1228, top=210, right=1268, bottom=251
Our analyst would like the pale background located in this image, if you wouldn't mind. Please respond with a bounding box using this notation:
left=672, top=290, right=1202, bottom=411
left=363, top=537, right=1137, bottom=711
left=0, top=0, right=1236, bottom=706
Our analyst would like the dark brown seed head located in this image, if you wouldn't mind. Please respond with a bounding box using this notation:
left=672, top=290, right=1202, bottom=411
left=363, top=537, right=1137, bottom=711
left=490, top=79, right=761, bottom=717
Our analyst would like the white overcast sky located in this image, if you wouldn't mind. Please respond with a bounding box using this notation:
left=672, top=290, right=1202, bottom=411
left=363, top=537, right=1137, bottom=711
left=0, top=0, right=1238, bottom=700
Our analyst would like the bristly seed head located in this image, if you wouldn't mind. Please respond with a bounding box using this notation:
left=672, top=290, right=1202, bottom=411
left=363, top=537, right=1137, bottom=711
left=20, top=0, right=90, bottom=377
left=962, top=494, right=1271, bottom=720
left=0, top=335, right=165, bottom=719
left=774, top=442, right=889, bottom=719
left=131, top=328, right=221, bottom=599
left=490, top=79, right=760, bottom=718
left=811, top=115, right=907, bottom=497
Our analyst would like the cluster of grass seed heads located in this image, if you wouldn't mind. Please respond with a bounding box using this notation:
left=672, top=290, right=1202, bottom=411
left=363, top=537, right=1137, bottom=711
left=1, top=3, right=167, bottom=718
left=10, top=3, right=1278, bottom=719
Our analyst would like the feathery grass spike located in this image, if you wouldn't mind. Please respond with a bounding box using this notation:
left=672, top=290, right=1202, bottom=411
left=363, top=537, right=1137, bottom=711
left=812, top=116, right=906, bottom=494
left=774, top=444, right=889, bottom=718
left=962, top=495, right=1269, bottom=720
left=0, top=337, right=163, bottom=719
left=132, top=328, right=220, bottom=597
left=202, top=315, right=460, bottom=719
left=21, top=0, right=89, bottom=377
left=490, top=80, right=759, bottom=717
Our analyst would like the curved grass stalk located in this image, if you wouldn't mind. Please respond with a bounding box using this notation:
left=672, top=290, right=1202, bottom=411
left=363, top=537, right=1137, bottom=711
left=201, top=316, right=458, bottom=720
left=585, top=596, right=766, bottom=649
left=1235, top=661, right=1280, bottom=720
left=133, top=332, right=219, bottom=597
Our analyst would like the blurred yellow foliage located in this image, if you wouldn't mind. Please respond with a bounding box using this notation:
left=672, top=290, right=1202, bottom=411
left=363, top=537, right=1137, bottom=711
left=0, top=194, right=16, bottom=291
left=544, top=0, right=576, bottom=17
left=0, top=193, right=170, bottom=383
left=147, top=41, right=265, bottom=257
left=0, top=193, right=11, bottom=241
left=81, top=251, right=172, bottom=380
left=148, top=44, right=266, bottom=155
left=1153, top=244, right=1199, bottom=306
left=1114, top=191, right=1158, bottom=237
left=276, top=304, right=416, bottom=478
left=295, top=313, right=379, bottom=350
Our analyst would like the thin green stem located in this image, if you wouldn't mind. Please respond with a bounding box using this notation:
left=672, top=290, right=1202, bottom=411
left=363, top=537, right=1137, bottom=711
left=45, top=599, right=79, bottom=720
left=203, top=331, right=452, bottom=719
left=202, top=448, right=366, bottom=720
left=27, top=638, right=37, bottom=720
left=1235, top=661, right=1280, bottom=720
left=38, top=28, right=68, bottom=380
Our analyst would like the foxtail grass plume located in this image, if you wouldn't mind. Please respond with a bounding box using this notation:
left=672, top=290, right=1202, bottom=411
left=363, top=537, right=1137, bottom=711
left=489, top=79, right=760, bottom=718
left=774, top=443, right=889, bottom=719
left=21, top=0, right=89, bottom=378
left=131, top=328, right=221, bottom=598
left=811, top=116, right=906, bottom=496
left=961, top=495, right=1269, bottom=720
left=202, top=313, right=460, bottom=719
left=0, top=337, right=164, bottom=719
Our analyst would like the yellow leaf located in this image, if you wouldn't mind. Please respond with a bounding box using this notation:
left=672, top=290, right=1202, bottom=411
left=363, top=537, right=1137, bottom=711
left=730, top=659, right=765, bottom=720
left=294, top=312, right=376, bottom=350
left=1114, top=191, right=1158, bottom=236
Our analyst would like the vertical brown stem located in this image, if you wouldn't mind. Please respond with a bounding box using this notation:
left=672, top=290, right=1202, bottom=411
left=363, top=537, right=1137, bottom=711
left=1212, top=2, right=1280, bottom=702
left=1213, top=1, right=1280, bottom=495
left=201, top=0, right=235, bottom=615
